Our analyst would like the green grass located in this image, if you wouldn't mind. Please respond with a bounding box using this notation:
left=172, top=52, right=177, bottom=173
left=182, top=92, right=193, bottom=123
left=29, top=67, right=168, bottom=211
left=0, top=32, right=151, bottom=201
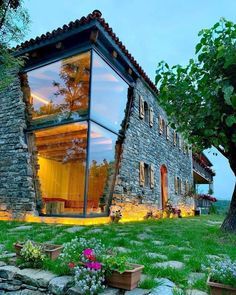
left=0, top=215, right=235, bottom=293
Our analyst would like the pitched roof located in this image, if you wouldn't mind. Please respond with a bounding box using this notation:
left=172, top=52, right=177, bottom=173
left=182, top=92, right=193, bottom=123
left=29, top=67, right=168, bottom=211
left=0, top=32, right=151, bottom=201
left=15, top=10, right=158, bottom=94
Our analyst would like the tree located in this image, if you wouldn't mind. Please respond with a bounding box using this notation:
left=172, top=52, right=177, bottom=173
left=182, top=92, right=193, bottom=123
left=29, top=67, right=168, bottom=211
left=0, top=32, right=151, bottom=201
left=0, top=0, right=29, bottom=89
left=156, top=18, right=236, bottom=232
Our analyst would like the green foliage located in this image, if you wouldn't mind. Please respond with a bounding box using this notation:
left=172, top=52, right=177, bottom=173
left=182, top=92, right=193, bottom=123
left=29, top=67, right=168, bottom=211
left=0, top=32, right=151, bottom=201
left=156, top=18, right=236, bottom=161
left=0, top=0, right=29, bottom=89
left=19, top=240, right=46, bottom=268
left=103, top=255, right=128, bottom=274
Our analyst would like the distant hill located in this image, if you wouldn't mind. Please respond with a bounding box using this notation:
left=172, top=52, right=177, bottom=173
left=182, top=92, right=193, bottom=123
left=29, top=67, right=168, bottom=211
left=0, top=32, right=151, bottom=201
left=214, top=200, right=230, bottom=215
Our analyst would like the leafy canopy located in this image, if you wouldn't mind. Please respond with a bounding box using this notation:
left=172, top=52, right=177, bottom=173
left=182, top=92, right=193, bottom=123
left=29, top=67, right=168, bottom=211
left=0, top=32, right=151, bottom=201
left=0, top=0, right=29, bottom=88
left=156, top=18, right=236, bottom=158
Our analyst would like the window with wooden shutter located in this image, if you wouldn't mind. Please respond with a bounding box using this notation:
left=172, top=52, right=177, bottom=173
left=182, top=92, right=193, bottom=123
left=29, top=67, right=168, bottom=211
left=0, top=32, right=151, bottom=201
left=149, top=107, right=154, bottom=127
left=173, top=131, right=177, bottom=146
left=179, top=178, right=182, bottom=195
left=174, top=176, right=178, bottom=194
left=178, top=136, right=182, bottom=150
left=158, top=115, right=163, bottom=134
left=166, top=125, right=170, bottom=140
left=185, top=180, right=189, bottom=194
left=140, top=161, right=145, bottom=186
left=139, top=95, right=144, bottom=119
left=150, top=164, right=154, bottom=188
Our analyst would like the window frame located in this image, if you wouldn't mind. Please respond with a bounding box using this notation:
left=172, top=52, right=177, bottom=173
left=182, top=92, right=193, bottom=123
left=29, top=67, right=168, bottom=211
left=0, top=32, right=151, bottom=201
left=24, top=48, right=131, bottom=218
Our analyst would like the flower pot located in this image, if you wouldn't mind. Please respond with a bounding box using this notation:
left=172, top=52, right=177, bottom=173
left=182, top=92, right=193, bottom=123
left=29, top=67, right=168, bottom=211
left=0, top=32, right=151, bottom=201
left=14, top=242, right=63, bottom=260
left=207, top=276, right=236, bottom=295
left=106, top=263, right=144, bottom=290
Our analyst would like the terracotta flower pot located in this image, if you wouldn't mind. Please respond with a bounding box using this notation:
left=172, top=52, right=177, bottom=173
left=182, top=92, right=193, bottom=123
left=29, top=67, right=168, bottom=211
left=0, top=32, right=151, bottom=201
left=106, top=263, right=144, bottom=290
left=14, top=242, right=63, bottom=260
left=207, top=276, right=236, bottom=295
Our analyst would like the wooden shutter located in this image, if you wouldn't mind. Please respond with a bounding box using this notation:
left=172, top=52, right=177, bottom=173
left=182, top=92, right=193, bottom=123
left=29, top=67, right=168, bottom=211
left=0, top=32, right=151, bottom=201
left=139, top=95, right=144, bottom=119
left=158, top=115, right=163, bottom=134
left=166, top=125, right=170, bottom=140
left=150, top=164, right=154, bottom=188
left=179, top=136, right=182, bottom=150
left=179, top=179, right=182, bottom=194
left=173, top=131, right=177, bottom=146
left=185, top=180, right=188, bottom=193
left=149, top=107, right=154, bottom=127
left=174, top=176, right=178, bottom=194
left=140, top=161, right=145, bottom=187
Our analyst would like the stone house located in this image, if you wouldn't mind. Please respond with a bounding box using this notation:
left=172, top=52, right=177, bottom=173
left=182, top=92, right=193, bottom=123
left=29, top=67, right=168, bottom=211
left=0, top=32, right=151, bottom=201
left=0, top=10, right=214, bottom=222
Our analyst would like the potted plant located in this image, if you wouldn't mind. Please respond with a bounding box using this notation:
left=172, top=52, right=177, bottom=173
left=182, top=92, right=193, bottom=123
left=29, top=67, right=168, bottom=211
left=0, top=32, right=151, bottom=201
left=103, top=255, right=144, bottom=290
left=203, top=258, right=236, bottom=295
left=16, top=240, right=46, bottom=268
left=14, top=240, right=63, bottom=260
left=110, top=209, right=122, bottom=223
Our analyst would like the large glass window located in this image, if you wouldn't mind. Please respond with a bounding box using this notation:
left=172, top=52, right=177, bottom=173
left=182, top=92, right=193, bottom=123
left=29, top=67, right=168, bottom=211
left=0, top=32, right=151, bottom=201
left=34, top=122, right=87, bottom=215
left=25, top=49, right=129, bottom=217
left=87, top=122, right=117, bottom=215
left=90, top=52, right=129, bottom=133
left=27, top=51, right=90, bottom=125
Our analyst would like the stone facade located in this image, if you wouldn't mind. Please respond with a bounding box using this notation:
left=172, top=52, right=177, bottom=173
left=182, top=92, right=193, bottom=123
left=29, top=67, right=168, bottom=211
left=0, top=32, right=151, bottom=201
left=0, top=71, right=193, bottom=221
left=0, top=74, right=36, bottom=219
left=113, top=79, right=193, bottom=216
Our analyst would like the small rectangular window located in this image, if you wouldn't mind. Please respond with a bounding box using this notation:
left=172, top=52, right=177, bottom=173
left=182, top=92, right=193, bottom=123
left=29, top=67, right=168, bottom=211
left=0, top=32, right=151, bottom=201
left=144, top=163, right=149, bottom=187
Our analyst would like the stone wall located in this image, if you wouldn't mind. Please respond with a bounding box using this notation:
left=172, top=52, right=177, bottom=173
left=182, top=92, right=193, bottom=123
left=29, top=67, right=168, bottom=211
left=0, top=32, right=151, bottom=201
left=113, top=78, right=194, bottom=216
left=0, top=74, right=36, bottom=219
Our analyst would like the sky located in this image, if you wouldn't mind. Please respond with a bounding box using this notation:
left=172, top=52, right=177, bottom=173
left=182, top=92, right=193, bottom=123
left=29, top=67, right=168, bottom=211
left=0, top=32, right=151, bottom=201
left=24, top=0, right=235, bottom=200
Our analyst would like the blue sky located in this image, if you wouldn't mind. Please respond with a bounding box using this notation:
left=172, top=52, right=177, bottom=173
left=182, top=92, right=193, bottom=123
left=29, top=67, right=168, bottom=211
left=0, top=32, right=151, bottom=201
left=24, top=0, right=235, bottom=200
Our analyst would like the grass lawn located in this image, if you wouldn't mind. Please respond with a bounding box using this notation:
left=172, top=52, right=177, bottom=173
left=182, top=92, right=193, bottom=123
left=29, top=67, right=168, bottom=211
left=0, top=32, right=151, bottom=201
left=0, top=215, right=235, bottom=294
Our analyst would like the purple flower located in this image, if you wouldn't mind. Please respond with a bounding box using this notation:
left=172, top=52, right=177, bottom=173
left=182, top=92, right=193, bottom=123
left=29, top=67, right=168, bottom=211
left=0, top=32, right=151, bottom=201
left=85, top=261, right=102, bottom=270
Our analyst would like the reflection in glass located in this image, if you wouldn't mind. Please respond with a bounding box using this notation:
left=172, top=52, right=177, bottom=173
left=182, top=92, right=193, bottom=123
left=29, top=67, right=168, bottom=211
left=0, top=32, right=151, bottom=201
left=34, top=122, right=87, bottom=215
left=28, top=51, right=90, bottom=123
left=91, top=52, right=129, bottom=133
left=87, top=122, right=117, bottom=214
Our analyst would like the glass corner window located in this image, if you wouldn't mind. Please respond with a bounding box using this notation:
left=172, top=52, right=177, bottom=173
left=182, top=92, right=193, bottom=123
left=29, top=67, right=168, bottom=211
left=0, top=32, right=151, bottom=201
left=90, top=51, right=129, bottom=133
left=87, top=122, right=118, bottom=215
left=24, top=51, right=91, bottom=125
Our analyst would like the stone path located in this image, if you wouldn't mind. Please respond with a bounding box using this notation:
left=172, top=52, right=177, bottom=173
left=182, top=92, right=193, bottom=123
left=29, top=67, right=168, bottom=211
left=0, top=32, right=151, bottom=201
left=152, top=240, right=164, bottom=246
left=146, top=253, right=168, bottom=260
left=154, top=261, right=185, bottom=269
left=64, top=226, right=85, bottom=233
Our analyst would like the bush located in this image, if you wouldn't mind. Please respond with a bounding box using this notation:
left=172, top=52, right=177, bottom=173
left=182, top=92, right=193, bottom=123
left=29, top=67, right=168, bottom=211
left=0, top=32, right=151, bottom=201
left=20, top=240, right=46, bottom=268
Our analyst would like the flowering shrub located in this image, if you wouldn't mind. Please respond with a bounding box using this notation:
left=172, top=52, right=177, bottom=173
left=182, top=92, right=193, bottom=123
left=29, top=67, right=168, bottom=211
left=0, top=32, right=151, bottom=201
left=59, top=237, right=105, bottom=270
left=74, top=265, right=105, bottom=295
left=20, top=240, right=46, bottom=268
left=202, top=258, right=236, bottom=287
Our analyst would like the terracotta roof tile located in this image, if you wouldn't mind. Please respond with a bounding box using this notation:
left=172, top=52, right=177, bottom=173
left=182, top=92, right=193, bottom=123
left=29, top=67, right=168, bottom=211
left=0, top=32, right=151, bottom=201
left=16, top=10, right=158, bottom=93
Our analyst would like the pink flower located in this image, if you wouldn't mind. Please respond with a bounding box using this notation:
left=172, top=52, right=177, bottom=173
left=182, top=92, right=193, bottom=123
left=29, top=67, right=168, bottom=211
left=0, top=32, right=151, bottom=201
left=85, top=261, right=102, bottom=270
left=83, top=248, right=96, bottom=261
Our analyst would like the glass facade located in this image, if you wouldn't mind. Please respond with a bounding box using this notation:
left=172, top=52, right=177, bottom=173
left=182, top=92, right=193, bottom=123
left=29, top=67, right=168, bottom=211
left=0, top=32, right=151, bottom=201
left=87, top=122, right=117, bottom=215
left=25, top=50, right=129, bottom=217
left=90, top=52, right=129, bottom=133
left=35, top=122, right=87, bottom=215
left=27, top=51, right=90, bottom=125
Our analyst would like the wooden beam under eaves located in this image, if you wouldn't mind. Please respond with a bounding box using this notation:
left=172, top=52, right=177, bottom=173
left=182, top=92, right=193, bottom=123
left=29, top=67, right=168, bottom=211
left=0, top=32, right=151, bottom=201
left=112, top=50, right=118, bottom=58
left=128, top=68, right=132, bottom=75
left=90, top=30, right=99, bottom=43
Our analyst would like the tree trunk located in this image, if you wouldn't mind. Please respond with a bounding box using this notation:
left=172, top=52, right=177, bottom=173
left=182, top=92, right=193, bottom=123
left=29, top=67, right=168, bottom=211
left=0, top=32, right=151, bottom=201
left=221, top=152, right=236, bottom=232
